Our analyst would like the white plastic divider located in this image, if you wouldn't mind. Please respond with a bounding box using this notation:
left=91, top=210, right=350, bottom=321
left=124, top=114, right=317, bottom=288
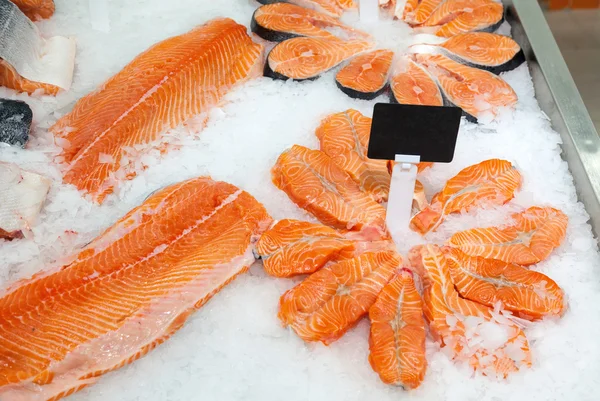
left=385, top=154, right=420, bottom=235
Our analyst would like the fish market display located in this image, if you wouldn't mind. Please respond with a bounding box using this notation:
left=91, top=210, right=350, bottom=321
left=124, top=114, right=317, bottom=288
left=422, top=0, right=504, bottom=38
left=0, top=162, right=50, bottom=239
left=51, top=18, right=264, bottom=203
left=368, top=269, right=427, bottom=389
left=443, top=248, right=566, bottom=320
left=255, top=219, right=355, bottom=277
left=9, top=0, right=54, bottom=21
left=264, top=37, right=371, bottom=81
left=447, top=206, right=568, bottom=265
left=389, top=57, right=444, bottom=105
left=335, top=49, right=394, bottom=100
left=0, top=98, right=32, bottom=147
left=411, top=159, right=522, bottom=235
left=0, top=177, right=271, bottom=400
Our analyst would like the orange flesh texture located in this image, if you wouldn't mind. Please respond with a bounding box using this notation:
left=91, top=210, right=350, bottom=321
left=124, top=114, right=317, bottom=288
left=336, top=49, right=394, bottom=93
left=440, top=33, right=521, bottom=67
left=315, top=109, right=391, bottom=202
left=443, top=248, right=566, bottom=320
left=279, top=250, right=401, bottom=345
left=0, top=60, right=60, bottom=96
left=409, top=0, right=444, bottom=24
left=11, top=0, right=54, bottom=20
left=422, top=0, right=499, bottom=25
left=410, top=159, right=522, bottom=235
left=368, top=269, right=427, bottom=389
left=0, top=177, right=271, bottom=397
left=255, top=219, right=355, bottom=277
left=272, top=145, right=388, bottom=237
left=50, top=18, right=264, bottom=203
left=390, top=58, right=444, bottom=106
left=447, top=206, right=568, bottom=265
left=435, top=3, right=504, bottom=38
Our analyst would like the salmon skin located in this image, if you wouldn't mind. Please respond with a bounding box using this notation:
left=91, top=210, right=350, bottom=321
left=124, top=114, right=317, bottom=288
left=0, top=60, right=61, bottom=96
left=255, top=219, right=355, bottom=277
left=0, top=177, right=271, bottom=401
left=264, top=37, right=372, bottom=81
left=8, top=0, right=54, bottom=21
left=50, top=18, right=264, bottom=203
left=415, top=53, right=518, bottom=122
left=251, top=3, right=362, bottom=43
left=443, top=248, right=567, bottom=321
left=335, top=49, right=394, bottom=100
left=279, top=250, right=401, bottom=345
left=422, top=0, right=505, bottom=38
left=0, top=98, right=32, bottom=147
left=389, top=56, right=444, bottom=106
left=447, top=206, right=568, bottom=265
left=368, top=268, right=427, bottom=389
left=409, top=245, right=532, bottom=378
left=272, top=145, right=387, bottom=238
left=411, top=159, right=522, bottom=235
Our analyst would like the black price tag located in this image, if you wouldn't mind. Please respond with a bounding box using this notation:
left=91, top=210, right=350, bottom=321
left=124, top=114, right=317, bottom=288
left=367, top=103, right=462, bottom=163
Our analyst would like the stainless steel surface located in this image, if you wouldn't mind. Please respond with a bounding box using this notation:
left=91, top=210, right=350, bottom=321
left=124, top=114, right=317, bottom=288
left=507, top=0, right=600, bottom=238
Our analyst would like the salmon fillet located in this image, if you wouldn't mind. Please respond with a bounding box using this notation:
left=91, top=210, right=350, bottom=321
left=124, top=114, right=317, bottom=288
left=408, top=0, right=444, bottom=24
left=447, top=206, right=568, bottom=265
left=336, top=49, right=394, bottom=100
left=0, top=59, right=60, bottom=96
left=279, top=250, right=401, bottom=344
left=411, top=159, right=522, bottom=235
left=390, top=57, right=444, bottom=106
left=0, top=177, right=271, bottom=400
left=422, top=0, right=504, bottom=38
left=9, top=0, right=54, bottom=20
left=51, top=18, right=264, bottom=203
left=255, top=219, right=355, bottom=277
left=443, top=248, right=566, bottom=320
left=368, top=268, right=427, bottom=389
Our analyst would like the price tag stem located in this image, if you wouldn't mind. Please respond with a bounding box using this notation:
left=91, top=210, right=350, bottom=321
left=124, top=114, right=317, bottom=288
left=386, top=154, right=420, bottom=234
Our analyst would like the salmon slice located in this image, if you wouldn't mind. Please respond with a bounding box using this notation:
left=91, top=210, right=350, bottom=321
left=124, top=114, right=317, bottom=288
left=438, top=32, right=525, bottom=74
left=410, top=159, right=522, bottom=235
left=257, top=0, right=344, bottom=17
left=414, top=53, right=518, bottom=122
left=279, top=250, right=401, bottom=344
left=412, top=179, right=428, bottom=216
left=0, top=177, right=271, bottom=400
left=0, top=59, right=60, bottom=96
left=9, top=0, right=54, bottom=20
left=422, top=0, right=504, bottom=38
left=272, top=145, right=388, bottom=238
left=408, top=0, right=444, bottom=24
left=255, top=219, right=355, bottom=277
left=409, top=245, right=532, bottom=378
left=368, top=268, right=427, bottom=389
left=315, top=109, right=391, bottom=202
left=336, top=49, right=394, bottom=100
left=251, top=3, right=363, bottom=42
left=264, top=37, right=372, bottom=81
left=447, top=206, right=568, bottom=265
left=379, top=0, right=420, bottom=20
left=50, top=18, right=264, bottom=203
left=443, top=248, right=566, bottom=320
left=389, top=57, right=444, bottom=106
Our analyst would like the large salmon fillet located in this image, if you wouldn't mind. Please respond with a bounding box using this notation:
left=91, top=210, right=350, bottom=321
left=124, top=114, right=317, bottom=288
left=51, top=18, right=264, bottom=203
left=9, top=0, right=54, bottom=21
left=0, top=177, right=271, bottom=401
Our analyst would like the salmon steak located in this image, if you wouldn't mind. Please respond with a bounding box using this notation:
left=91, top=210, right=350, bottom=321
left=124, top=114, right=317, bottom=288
left=389, top=56, right=444, bottom=106
left=447, top=206, right=568, bottom=265
left=315, top=109, right=391, bottom=202
left=257, top=0, right=348, bottom=17
left=50, top=18, right=264, bottom=203
left=9, top=0, right=54, bottom=20
left=422, top=0, right=505, bottom=38
left=251, top=3, right=363, bottom=43
left=279, top=250, right=401, bottom=344
left=415, top=53, right=518, bottom=122
left=411, top=159, right=522, bottom=235
left=380, top=0, right=420, bottom=20
left=443, top=248, right=566, bottom=320
left=272, top=145, right=387, bottom=238
left=0, top=177, right=271, bottom=401
left=336, top=49, right=394, bottom=100
left=0, top=60, right=61, bottom=96
left=255, top=219, right=355, bottom=277
left=409, top=245, right=532, bottom=378
left=407, top=0, right=444, bottom=24
left=368, top=268, right=427, bottom=389
left=264, top=37, right=372, bottom=81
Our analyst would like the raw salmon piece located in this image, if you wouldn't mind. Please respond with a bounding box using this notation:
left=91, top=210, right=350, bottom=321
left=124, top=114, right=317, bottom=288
left=415, top=53, right=518, bottom=122
left=409, top=244, right=532, bottom=378
left=279, top=250, right=401, bottom=344
left=412, top=179, right=428, bottom=215
left=410, top=159, right=522, bottom=235
left=447, top=206, right=568, bottom=265
left=0, top=59, right=60, bottom=96
left=272, top=145, right=388, bottom=238
left=257, top=0, right=344, bottom=17
left=379, top=0, right=420, bottom=20
left=0, top=177, right=271, bottom=400
left=251, top=3, right=364, bottom=43
left=255, top=219, right=355, bottom=277
left=408, top=0, right=444, bottom=24
left=432, top=2, right=505, bottom=38
left=50, top=18, right=264, bottom=203
left=264, top=37, right=372, bottom=81
left=336, top=49, right=394, bottom=100
left=368, top=268, right=427, bottom=389
left=315, top=109, right=391, bottom=202
left=443, top=248, right=566, bottom=320
left=418, top=162, right=433, bottom=172
left=9, top=0, right=54, bottom=20
left=389, top=57, right=444, bottom=106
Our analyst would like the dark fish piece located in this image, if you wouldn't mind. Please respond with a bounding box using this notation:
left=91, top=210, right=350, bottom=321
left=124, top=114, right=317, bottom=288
left=0, top=98, right=32, bottom=147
